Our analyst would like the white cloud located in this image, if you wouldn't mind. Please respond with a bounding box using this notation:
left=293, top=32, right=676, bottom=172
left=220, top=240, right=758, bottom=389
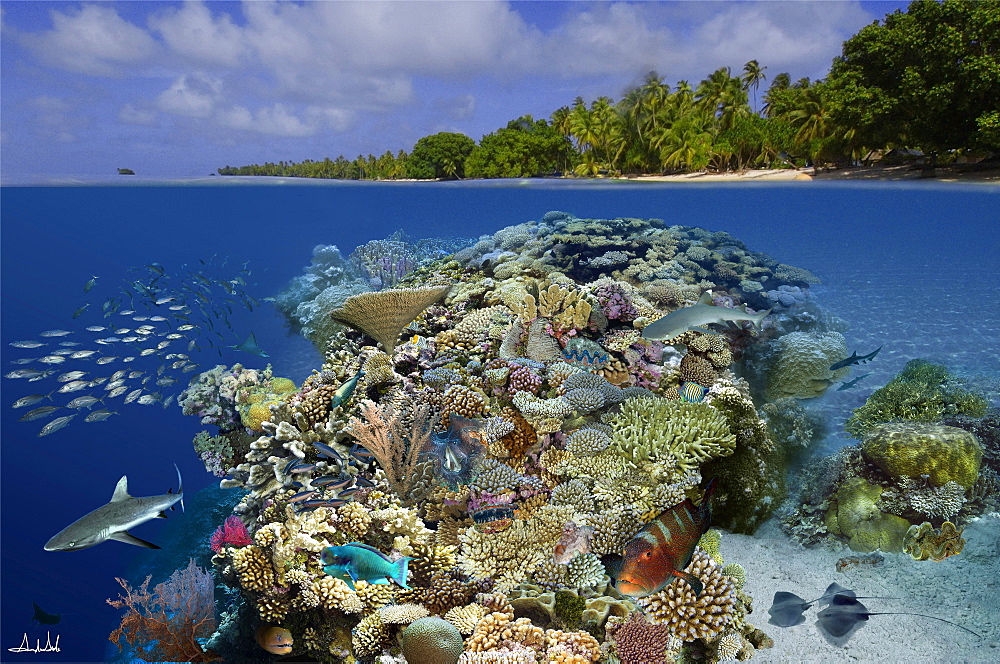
left=435, top=94, right=477, bottom=121
left=24, top=95, right=83, bottom=142
left=118, top=104, right=156, bottom=125
left=19, top=5, right=156, bottom=76
left=156, top=72, right=223, bottom=118
left=148, top=1, right=247, bottom=67
left=214, top=103, right=353, bottom=137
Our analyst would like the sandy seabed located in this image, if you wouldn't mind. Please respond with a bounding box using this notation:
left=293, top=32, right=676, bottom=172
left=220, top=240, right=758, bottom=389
left=721, top=515, right=1000, bottom=663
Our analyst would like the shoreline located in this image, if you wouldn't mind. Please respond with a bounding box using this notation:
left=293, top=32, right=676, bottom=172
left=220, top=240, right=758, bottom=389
left=626, top=164, right=1000, bottom=184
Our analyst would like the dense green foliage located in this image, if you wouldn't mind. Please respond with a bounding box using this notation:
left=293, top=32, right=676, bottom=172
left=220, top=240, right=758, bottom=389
left=406, top=132, right=476, bottom=180
left=219, top=1, right=998, bottom=180
left=465, top=116, right=573, bottom=178
left=845, top=359, right=989, bottom=438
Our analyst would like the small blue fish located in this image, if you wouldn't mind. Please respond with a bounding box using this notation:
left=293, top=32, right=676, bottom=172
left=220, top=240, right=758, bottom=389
left=349, top=445, right=375, bottom=462
left=330, top=369, right=365, bottom=409
left=313, top=442, right=344, bottom=461
left=320, top=542, right=413, bottom=591
left=337, top=486, right=360, bottom=498
left=287, top=490, right=318, bottom=503
left=312, top=476, right=353, bottom=490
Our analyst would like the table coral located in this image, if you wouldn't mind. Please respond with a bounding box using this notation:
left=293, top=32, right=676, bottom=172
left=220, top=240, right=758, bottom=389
left=331, top=285, right=451, bottom=352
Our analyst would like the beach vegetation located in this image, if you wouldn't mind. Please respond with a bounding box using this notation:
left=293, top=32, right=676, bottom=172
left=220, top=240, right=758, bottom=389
left=218, top=1, right=997, bottom=180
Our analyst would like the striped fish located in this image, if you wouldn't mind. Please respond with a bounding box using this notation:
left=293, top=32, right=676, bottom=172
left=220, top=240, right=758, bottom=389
left=678, top=381, right=710, bottom=403
left=615, top=479, right=717, bottom=599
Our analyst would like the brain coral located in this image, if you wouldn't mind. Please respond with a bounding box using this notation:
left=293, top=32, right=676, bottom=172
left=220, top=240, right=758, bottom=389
left=862, top=422, right=983, bottom=489
left=762, top=331, right=849, bottom=400
left=825, top=477, right=912, bottom=552
left=401, top=616, right=464, bottom=664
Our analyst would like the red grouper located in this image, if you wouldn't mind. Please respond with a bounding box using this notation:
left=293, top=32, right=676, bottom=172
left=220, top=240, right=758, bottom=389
left=615, top=478, right=717, bottom=599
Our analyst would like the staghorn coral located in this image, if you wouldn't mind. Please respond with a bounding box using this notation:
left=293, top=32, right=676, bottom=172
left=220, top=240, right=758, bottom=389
left=605, top=397, right=736, bottom=476
left=636, top=549, right=736, bottom=642
left=331, top=285, right=451, bottom=351
left=459, top=518, right=565, bottom=593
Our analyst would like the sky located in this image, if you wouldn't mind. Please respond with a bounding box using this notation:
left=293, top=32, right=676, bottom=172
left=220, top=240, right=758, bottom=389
left=0, top=0, right=912, bottom=180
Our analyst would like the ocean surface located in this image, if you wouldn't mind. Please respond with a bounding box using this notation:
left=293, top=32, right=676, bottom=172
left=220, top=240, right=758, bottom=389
left=1, top=179, right=997, bottom=662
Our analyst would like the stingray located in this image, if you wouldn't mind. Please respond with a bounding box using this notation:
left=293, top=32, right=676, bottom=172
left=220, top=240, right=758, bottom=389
left=817, top=594, right=982, bottom=639
left=228, top=331, right=269, bottom=358
left=769, top=582, right=893, bottom=627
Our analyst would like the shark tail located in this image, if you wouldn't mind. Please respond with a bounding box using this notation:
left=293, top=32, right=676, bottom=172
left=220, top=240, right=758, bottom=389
left=174, top=463, right=184, bottom=513
left=390, top=557, right=414, bottom=589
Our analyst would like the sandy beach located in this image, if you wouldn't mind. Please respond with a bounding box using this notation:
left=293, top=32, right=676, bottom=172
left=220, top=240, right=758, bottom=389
left=627, top=164, right=1000, bottom=184
left=722, top=515, right=1000, bottom=662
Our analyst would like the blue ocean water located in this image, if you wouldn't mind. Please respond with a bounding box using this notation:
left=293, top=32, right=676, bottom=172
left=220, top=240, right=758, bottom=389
left=0, top=180, right=997, bottom=662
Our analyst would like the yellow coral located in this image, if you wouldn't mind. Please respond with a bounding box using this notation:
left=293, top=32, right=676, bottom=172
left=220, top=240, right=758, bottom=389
left=444, top=603, right=490, bottom=634
left=243, top=401, right=276, bottom=432
left=231, top=545, right=274, bottom=593
left=312, top=576, right=364, bottom=613
left=826, top=477, right=911, bottom=553
left=862, top=422, right=983, bottom=489
left=352, top=612, right=388, bottom=657
left=698, top=530, right=724, bottom=564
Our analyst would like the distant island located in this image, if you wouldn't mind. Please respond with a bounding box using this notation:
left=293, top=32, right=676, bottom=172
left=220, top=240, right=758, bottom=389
left=218, top=0, right=998, bottom=181
left=117, top=168, right=135, bottom=175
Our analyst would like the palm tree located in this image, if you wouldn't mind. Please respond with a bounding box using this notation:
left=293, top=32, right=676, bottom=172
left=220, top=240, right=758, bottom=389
left=790, top=86, right=830, bottom=173
left=742, top=60, right=767, bottom=114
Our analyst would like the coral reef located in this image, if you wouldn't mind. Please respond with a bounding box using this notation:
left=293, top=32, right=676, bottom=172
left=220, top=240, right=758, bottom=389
left=196, top=212, right=822, bottom=662
left=861, top=422, right=983, bottom=489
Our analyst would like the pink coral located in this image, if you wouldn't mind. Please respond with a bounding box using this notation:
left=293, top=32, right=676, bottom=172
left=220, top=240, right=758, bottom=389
left=593, top=282, right=639, bottom=321
left=209, top=516, right=252, bottom=552
left=610, top=613, right=674, bottom=664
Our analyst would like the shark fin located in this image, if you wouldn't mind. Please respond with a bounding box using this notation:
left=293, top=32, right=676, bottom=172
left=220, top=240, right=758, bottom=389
left=110, top=476, right=131, bottom=502
left=156, top=511, right=169, bottom=519
left=697, top=291, right=714, bottom=305
left=110, top=531, right=159, bottom=549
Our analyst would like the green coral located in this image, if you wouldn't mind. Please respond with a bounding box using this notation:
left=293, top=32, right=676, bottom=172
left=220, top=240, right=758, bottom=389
left=763, top=331, right=850, bottom=401
left=554, top=589, right=586, bottom=628
left=845, top=359, right=988, bottom=438
left=700, top=384, right=786, bottom=534
left=698, top=530, right=723, bottom=563
left=721, top=563, right=746, bottom=589
left=400, top=616, right=463, bottom=664
left=825, top=477, right=912, bottom=552
left=861, top=421, right=983, bottom=489
left=605, top=398, right=736, bottom=475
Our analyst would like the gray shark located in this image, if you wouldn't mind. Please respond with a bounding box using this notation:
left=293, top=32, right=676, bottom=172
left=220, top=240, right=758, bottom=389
left=44, top=465, right=183, bottom=551
left=641, top=291, right=771, bottom=342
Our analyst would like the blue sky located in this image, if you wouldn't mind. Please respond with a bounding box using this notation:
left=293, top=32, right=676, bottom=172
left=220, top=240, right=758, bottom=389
left=0, top=1, right=911, bottom=180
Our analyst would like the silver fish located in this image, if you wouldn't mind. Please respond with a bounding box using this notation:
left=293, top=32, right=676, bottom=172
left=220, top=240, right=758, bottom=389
left=177, top=324, right=196, bottom=331
left=171, top=360, right=187, bottom=369
left=69, top=350, right=98, bottom=359
left=10, top=340, right=46, bottom=349
left=106, top=386, right=129, bottom=398
left=164, top=333, right=184, bottom=340
left=156, top=377, right=176, bottom=386
left=139, top=348, right=157, bottom=356
left=39, top=330, right=72, bottom=337
left=128, top=371, right=144, bottom=379
left=57, top=371, right=88, bottom=382
left=181, top=364, right=198, bottom=373
left=136, top=329, right=154, bottom=336
left=137, top=394, right=160, bottom=405
left=9, top=358, right=37, bottom=365
left=156, top=340, right=171, bottom=350
left=96, top=356, right=118, bottom=364
left=149, top=316, right=167, bottom=322
left=38, top=356, right=67, bottom=364
left=85, top=326, right=107, bottom=332
left=12, top=394, right=51, bottom=409
left=114, top=328, right=131, bottom=335
left=111, top=370, right=127, bottom=381
left=105, top=379, right=126, bottom=391
left=84, top=409, right=117, bottom=422
left=119, top=310, right=136, bottom=315
left=84, top=275, right=98, bottom=293
left=52, top=349, right=76, bottom=356
left=121, top=336, right=140, bottom=343
left=162, top=395, right=175, bottom=408
left=73, top=303, right=90, bottom=319
left=122, top=356, right=136, bottom=363
left=57, top=380, right=91, bottom=393
left=27, top=370, right=56, bottom=381
left=142, top=375, right=152, bottom=385
left=5, top=369, right=45, bottom=379
left=39, top=414, right=76, bottom=436
left=132, top=315, right=149, bottom=321
left=168, top=304, right=187, bottom=311
left=58, top=341, right=82, bottom=347
left=95, top=337, right=120, bottom=345
left=87, top=377, right=108, bottom=387
left=155, top=297, right=174, bottom=305
left=66, top=395, right=102, bottom=409
left=20, top=405, right=61, bottom=421
left=124, top=389, right=142, bottom=404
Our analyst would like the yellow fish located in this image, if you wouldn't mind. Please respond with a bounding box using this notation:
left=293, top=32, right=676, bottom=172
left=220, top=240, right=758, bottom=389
left=256, top=625, right=293, bottom=655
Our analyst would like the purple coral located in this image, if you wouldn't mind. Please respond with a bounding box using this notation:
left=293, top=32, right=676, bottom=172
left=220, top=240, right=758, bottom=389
left=593, top=281, right=639, bottom=321
left=349, top=238, right=416, bottom=289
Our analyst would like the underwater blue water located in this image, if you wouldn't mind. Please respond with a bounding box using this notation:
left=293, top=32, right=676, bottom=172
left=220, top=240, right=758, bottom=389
left=1, top=179, right=997, bottom=662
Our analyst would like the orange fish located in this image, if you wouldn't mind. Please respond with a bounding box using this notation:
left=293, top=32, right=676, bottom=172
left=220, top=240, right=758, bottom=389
left=256, top=624, right=293, bottom=655
left=615, top=479, right=717, bottom=599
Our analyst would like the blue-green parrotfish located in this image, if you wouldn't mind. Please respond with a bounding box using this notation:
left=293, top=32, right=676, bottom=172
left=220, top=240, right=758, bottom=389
left=330, top=369, right=364, bottom=409
left=320, top=542, right=413, bottom=591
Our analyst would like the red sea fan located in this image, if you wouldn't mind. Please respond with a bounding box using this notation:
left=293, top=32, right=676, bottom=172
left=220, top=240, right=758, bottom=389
left=107, top=558, right=221, bottom=662
left=209, top=515, right=252, bottom=552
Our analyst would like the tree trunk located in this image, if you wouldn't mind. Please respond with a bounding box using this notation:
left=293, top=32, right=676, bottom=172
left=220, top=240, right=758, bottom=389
left=919, top=151, right=938, bottom=178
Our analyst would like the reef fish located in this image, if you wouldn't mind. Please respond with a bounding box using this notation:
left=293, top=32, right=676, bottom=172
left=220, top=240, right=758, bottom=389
left=830, top=346, right=882, bottom=371
left=256, top=625, right=293, bottom=655
left=641, top=291, right=770, bottom=342
left=330, top=369, right=364, bottom=409
left=678, top=381, right=709, bottom=403
left=320, top=542, right=413, bottom=591
left=553, top=522, right=595, bottom=564
left=615, top=479, right=717, bottom=598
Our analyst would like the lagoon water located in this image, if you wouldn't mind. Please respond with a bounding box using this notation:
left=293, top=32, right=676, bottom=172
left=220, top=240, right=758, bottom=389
left=1, top=180, right=998, bottom=662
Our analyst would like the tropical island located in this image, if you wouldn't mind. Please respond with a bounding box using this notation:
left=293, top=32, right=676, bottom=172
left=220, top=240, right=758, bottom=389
left=218, top=0, right=998, bottom=181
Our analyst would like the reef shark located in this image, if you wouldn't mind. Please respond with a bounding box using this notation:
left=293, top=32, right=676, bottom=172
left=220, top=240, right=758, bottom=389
left=829, top=346, right=882, bottom=371
left=641, top=291, right=771, bottom=342
left=44, top=465, right=183, bottom=551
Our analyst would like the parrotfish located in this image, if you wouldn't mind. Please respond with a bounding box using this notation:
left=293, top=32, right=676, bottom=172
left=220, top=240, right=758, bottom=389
left=615, top=478, right=717, bottom=599
left=320, top=542, right=413, bottom=591
left=330, top=369, right=365, bottom=409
